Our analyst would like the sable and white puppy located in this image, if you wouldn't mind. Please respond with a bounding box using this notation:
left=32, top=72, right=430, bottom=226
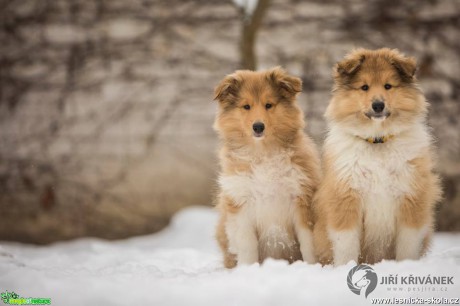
left=313, top=48, right=442, bottom=266
left=214, top=67, right=321, bottom=268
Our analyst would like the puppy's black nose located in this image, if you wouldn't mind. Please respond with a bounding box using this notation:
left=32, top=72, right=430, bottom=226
left=372, top=101, right=385, bottom=113
left=252, top=122, right=265, bottom=133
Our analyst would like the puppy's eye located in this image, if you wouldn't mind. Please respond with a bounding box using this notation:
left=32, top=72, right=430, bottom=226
left=265, top=103, right=272, bottom=109
left=361, top=85, right=369, bottom=91
left=243, top=105, right=250, bottom=110
left=384, top=84, right=392, bottom=90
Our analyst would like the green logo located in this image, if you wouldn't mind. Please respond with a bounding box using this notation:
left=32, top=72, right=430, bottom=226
left=1, top=291, right=51, bottom=305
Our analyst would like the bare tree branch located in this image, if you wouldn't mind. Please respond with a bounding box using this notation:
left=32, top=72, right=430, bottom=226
left=239, top=0, right=271, bottom=70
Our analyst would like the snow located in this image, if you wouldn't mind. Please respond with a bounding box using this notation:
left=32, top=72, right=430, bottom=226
left=0, top=206, right=459, bottom=305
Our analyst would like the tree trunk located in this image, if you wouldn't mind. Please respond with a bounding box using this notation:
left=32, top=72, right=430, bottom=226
left=239, top=0, right=271, bottom=70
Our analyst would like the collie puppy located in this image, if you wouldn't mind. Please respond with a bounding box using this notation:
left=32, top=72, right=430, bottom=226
left=313, top=48, right=442, bottom=266
left=214, top=67, right=321, bottom=268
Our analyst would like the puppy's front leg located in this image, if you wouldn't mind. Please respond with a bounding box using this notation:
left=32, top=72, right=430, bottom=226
left=396, top=157, right=440, bottom=261
left=396, top=195, right=432, bottom=261
left=226, top=211, right=258, bottom=265
left=327, top=185, right=362, bottom=266
left=329, top=226, right=361, bottom=266
left=294, top=198, right=315, bottom=263
left=395, top=225, right=428, bottom=261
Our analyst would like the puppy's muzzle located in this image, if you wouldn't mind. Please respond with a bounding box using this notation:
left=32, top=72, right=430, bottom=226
left=366, top=100, right=390, bottom=119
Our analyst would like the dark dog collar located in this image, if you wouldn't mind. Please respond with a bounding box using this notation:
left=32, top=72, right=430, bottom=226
left=358, top=135, right=394, bottom=144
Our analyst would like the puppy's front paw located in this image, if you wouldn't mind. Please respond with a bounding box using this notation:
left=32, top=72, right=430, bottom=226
left=329, top=228, right=360, bottom=266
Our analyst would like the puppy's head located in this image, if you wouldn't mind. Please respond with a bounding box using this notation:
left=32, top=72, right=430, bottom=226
left=214, top=67, right=304, bottom=148
left=327, top=48, right=427, bottom=136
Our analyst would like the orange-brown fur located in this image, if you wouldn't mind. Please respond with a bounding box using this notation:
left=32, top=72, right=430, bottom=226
left=313, top=48, right=442, bottom=265
left=213, top=67, right=321, bottom=268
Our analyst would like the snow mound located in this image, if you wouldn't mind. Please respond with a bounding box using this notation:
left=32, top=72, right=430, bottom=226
left=0, top=206, right=459, bottom=305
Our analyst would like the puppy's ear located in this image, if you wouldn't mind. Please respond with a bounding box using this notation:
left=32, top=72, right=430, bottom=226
left=391, top=52, right=417, bottom=81
left=336, top=52, right=365, bottom=76
left=268, top=66, right=302, bottom=99
left=214, top=73, right=241, bottom=104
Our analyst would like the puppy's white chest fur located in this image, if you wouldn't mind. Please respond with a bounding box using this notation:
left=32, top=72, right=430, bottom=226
left=328, top=125, right=430, bottom=252
left=219, top=152, right=305, bottom=220
left=219, top=152, right=307, bottom=254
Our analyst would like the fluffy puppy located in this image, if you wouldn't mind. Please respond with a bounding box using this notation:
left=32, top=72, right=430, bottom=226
left=313, top=48, right=442, bottom=265
left=214, top=67, right=321, bottom=268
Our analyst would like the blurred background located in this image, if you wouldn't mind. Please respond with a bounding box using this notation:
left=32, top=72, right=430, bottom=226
left=0, top=0, right=459, bottom=244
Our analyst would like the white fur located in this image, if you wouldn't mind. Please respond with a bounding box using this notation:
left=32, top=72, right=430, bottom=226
left=219, top=151, right=312, bottom=263
left=225, top=212, right=258, bottom=264
left=294, top=216, right=315, bottom=263
left=396, top=225, right=429, bottom=261
left=326, top=121, right=431, bottom=262
left=328, top=227, right=361, bottom=266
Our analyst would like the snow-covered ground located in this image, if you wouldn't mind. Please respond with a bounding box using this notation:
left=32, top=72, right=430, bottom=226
left=1, top=206, right=459, bottom=305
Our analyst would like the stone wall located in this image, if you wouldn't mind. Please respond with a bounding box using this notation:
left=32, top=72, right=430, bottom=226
left=1, top=0, right=459, bottom=243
